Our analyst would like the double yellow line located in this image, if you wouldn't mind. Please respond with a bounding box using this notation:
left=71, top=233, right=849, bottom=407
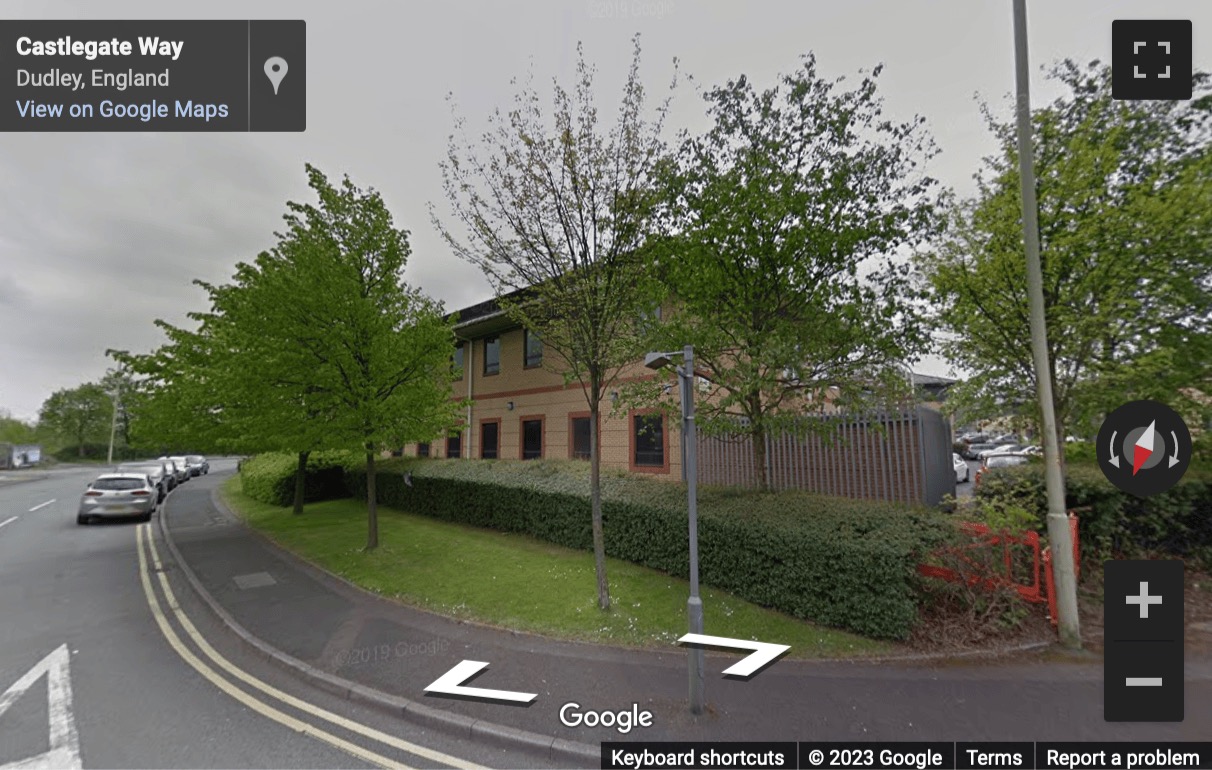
left=135, top=523, right=487, bottom=770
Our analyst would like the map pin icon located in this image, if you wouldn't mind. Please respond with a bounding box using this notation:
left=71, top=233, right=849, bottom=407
left=264, top=57, right=288, bottom=95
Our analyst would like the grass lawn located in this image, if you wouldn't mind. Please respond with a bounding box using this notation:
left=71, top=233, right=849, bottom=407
left=219, top=477, right=893, bottom=658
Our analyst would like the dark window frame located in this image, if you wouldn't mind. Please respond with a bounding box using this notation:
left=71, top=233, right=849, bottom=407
left=483, top=336, right=500, bottom=376
left=480, top=418, right=502, bottom=459
left=519, top=415, right=544, bottom=460
left=629, top=409, right=669, bottom=473
left=417, top=442, right=430, bottom=458
left=446, top=432, right=462, bottom=459
left=568, top=412, right=594, bottom=461
left=523, top=329, right=543, bottom=369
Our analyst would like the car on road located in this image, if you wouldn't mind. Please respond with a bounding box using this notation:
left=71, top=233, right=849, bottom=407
left=184, top=454, right=209, bottom=476
left=161, top=456, right=189, bottom=484
left=962, top=442, right=998, bottom=460
left=78, top=473, right=158, bottom=524
left=974, top=452, right=1032, bottom=487
left=953, top=453, right=970, bottom=484
left=116, top=461, right=171, bottom=502
left=977, top=443, right=1027, bottom=460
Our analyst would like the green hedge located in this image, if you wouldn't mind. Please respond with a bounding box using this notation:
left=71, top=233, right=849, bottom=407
left=52, top=443, right=142, bottom=462
left=335, top=458, right=953, bottom=640
left=239, top=451, right=356, bottom=507
left=975, top=463, right=1212, bottom=568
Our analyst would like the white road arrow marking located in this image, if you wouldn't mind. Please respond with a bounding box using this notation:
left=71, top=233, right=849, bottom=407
left=677, top=634, right=790, bottom=678
left=0, top=645, right=81, bottom=770
left=1108, top=430, right=1120, bottom=468
left=424, top=661, right=536, bottom=704
left=1170, top=431, right=1182, bottom=468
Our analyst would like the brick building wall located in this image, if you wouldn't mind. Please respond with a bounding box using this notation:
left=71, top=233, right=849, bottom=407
left=402, top=323, right=683, bottom=478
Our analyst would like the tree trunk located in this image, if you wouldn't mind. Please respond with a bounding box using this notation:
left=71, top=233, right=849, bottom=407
left=365, top=449, right=378, bottom=551
left=752, top=429, right=769, bottom=491
left=292, top=450, right=310, bottom=515
left=750, top=395, right=769, bottom=491
left=589, top=396, right=611, bottom=611
left=78, top=436, right=86, bottom=458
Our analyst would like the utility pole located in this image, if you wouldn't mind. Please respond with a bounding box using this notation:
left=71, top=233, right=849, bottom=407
left=682, top=345, right=705, bottom=714
left=1012, top=0, right=1081, bottom=648
left=106, top=387, right=119, bottom=465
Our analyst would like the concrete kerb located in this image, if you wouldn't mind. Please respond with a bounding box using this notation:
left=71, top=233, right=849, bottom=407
left=155, top=484, right=599, bottom=767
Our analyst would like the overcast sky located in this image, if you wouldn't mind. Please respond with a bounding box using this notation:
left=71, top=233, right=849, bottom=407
left=2, top=0, right=1209, bottom=423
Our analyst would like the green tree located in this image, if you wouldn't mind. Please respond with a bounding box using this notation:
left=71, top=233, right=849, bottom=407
left=127, top=165, right=457, bottom=546
left=647, top=54, right=939, bottom=490
left=38, top=383, right=110, bottom=457
left=434, top=36, right=676, bottom=610
left=917, top=61, right=1212, bottom=447
left=0, top=410, right=38, bottom=444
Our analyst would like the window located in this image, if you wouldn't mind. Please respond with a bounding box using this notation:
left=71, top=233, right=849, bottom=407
left=521, top=418, right=543, bottom=460
left=523, top=330, right=543, bottom=368
left=632, top=413, right=665, bottom=468
left=446, top=432, right=462, bottom=459
left=483, top=337, right=500, bottom=375
left=417, top=442, right=430, bottom=458
left=570, top=417, right=592, bottom=460
left=452, top=344, right=464, bottom=374
left=92, top=478, right=146, bottom=491
left=481, top=420, right=499, bottom=459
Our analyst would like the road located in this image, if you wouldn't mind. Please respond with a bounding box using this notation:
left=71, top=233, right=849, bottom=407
left=0, top=459, right=557, bottom=770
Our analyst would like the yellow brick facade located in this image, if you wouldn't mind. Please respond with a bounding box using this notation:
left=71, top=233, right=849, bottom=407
left=402, top=324, right=683, bottom=478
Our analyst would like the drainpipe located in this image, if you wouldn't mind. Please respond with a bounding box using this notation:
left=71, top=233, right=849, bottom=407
left=466, top=339, right=474, bottom=458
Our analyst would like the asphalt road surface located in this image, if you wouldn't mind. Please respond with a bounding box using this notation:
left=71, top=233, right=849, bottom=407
left=0, top=460, right=559, bottom=770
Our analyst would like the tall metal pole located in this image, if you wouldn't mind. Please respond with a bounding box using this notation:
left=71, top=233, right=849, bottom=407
left=683, top=344, right=705, bottom=713
left=106, top=389, right=119, bottom=465
left=1012, top=0, right=1081, bottom=648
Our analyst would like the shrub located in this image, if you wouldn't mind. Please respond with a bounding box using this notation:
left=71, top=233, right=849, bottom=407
left=343, top=459, right=953, bottom=640
left=239, top=451, right=357, bottom=507
left=975, top=463, right=1212, bottom=568
left=51, top=443, right=141, bottom=461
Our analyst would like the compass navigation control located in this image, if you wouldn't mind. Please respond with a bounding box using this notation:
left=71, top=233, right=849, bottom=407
left=1096, top=400, right=1191, bottom=497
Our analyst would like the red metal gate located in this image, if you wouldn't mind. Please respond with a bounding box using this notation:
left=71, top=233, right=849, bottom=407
left=918, top=512, right=1080, bottom=628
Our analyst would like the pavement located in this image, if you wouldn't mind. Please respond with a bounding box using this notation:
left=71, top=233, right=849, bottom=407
left=158, top=469, right=1212, bottom=766
left=1, top=460, right=562, bottom=769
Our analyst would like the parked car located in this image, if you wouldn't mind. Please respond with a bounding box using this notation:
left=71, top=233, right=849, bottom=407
left=992, top=434, right=1019, bottom=444
left=116, top=462, right=170, bottom=502
left=162, top=456, right=189, bottom=484
left=185, top=454, right=209, bottom=475
left=963, top=442, right=998, bottom=460
left=978, top=443, right=1027, bottom=460
left=78, top=473, right=157, bottom=524
left=953, top=453, right=970, bottom=484
left=1022, top=445, right=1043, bottom=456
left=169, top=456, right=193, bottom=480
left=974, top=452, right=1032, bottom=487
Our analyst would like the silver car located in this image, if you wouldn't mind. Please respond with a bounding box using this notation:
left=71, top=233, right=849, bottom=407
left=78, top=473, right=157, bottom=525
left=169, top=456, right=193, bottom=482
left=160, top=456, right=189, bottom=484
left=116, top=462, right=170, bottom=502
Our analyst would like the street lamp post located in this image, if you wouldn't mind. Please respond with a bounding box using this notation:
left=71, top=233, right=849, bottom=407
left=645, top=345, right=705, bottom=715
left=106, top=388, right=119, bottom=465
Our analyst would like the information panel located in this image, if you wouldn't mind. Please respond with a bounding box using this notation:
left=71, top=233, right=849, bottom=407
left=0, top=20, right=305, bottom=131
left=601, top=742, right=1212, bottom=770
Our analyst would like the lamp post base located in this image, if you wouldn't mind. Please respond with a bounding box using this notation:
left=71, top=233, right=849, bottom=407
left=687, top=595, right=705, bottom=714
